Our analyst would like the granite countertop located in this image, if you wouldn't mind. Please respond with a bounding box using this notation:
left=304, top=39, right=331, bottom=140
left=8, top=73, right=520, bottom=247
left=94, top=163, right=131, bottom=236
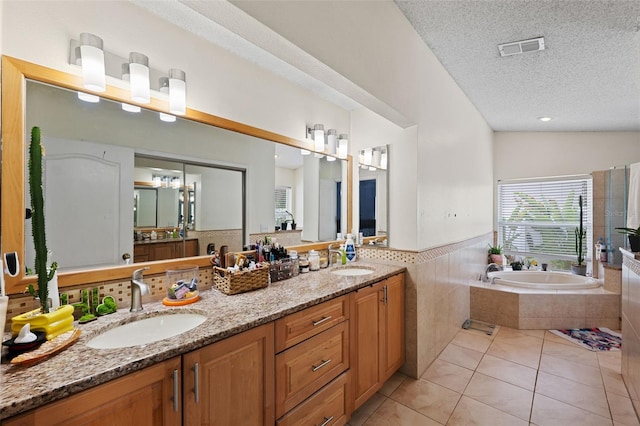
left=0, top=261, right=405, bottom=420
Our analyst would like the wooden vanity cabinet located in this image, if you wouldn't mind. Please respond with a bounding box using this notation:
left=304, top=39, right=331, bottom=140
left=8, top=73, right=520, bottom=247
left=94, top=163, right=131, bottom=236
left=4, top=356, right=182, bottom=426
left=182, top=322, right=275, bottom=426
left=350, top=273, right=405, bottom=410
left=133, top=239, right=200, bottom=262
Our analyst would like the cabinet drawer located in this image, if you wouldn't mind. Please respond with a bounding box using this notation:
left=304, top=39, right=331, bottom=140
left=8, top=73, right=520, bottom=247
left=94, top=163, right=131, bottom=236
left=276, top=321, right=349, bottom=417
left=277, top=372, right=349, bottom=426
left=275, top=296, right=348, bottom=352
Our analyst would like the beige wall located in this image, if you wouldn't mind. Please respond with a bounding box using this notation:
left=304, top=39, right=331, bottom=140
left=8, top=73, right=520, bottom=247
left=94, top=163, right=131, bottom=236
left=494, top=132, right=640, bottom=181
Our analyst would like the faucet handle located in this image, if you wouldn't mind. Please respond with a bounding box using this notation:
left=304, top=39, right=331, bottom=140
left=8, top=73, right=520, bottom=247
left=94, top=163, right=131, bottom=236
left=133, top=266, right=150, bottom=280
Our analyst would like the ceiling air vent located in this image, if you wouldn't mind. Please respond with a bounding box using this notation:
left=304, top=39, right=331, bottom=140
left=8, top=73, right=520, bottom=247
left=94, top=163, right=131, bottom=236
left=498, top=37, right=545, bottom=57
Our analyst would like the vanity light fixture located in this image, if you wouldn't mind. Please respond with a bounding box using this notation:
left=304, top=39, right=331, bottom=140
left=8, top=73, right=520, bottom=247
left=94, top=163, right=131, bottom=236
left=300, top=149, right=311, bottom=156
left=121, top=63, right=141, bottom=112
left=314, top=153, right=325, bottom=159
left=372, top=148, right=381, bottom=168
left=77, top=92, right=100, bottom=103
left=158, top=77, right=176, bottom=122
left=380, top=149, right=388, bottom=170
left=129, top=52, right=150, bottom=104
left=338, top=134, right=348, bottom=159
left=326, top=129, right=337, bottom=161
left=152, top=176, right=162, bottom=187
left=170, top=177, right=181, bottom=189
left=169, top=69, right=187, bottom=115
left=312, top=124, right=325, bottom=152
left=538, top=116, right=553, bottom=122
left=79, top=33, right=106, bottom=92
left=159, top=113, right=177, bottom=123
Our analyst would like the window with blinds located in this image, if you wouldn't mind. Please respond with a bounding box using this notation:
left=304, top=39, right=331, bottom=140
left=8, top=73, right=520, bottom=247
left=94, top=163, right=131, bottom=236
left=497, top=176, right=593, bottom=267
left=274, top=186, right=292, bottom=225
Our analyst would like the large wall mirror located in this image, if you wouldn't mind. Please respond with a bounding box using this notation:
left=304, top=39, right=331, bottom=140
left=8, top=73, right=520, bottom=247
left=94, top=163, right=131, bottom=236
left=1, top=56, right=352, bottom=294
left=358, top=145, right=388, bottom=243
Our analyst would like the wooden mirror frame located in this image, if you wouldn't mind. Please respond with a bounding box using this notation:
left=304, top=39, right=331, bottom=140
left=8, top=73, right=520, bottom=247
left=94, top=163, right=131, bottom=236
left=1, top=56, right=353, bottom=294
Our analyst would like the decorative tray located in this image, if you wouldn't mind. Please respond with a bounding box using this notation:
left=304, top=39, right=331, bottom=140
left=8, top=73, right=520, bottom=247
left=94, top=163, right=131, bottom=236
left=10, top=328, right=81, bottom=366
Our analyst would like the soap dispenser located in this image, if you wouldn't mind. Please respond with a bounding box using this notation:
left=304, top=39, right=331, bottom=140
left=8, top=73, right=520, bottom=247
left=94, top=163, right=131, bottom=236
left=345, top=234, right=356, bottom=262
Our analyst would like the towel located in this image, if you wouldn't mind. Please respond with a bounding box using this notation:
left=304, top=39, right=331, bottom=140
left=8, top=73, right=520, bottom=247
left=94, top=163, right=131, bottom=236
left=628, top=162, right=640, bottom=229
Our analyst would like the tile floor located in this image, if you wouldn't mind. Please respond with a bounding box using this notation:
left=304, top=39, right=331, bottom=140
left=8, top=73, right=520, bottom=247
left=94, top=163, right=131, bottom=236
left=348, top=325, right=640, bottom=425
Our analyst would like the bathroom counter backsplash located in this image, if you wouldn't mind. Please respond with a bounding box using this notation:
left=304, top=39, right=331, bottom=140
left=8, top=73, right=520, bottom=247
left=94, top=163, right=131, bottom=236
left=0, top=261, right=405, bottom=420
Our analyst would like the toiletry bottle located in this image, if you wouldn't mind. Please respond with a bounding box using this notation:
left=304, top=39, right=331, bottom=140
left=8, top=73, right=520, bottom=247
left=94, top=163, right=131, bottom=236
left=340, top=244, right=347, bottom=265
left=309, top=250, right=320, bottom=271
left=345, top=234, right=356, bottom=262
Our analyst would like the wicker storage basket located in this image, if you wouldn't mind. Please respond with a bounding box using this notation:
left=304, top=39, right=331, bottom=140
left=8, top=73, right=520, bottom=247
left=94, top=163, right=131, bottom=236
left=213, top=263, right=270, bottom=295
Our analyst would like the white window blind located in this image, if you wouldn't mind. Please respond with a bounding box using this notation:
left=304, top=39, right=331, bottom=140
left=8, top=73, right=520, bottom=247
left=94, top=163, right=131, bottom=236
left=497, top=177, right=592, bottom=262
left=274, top=186, right=292, bottom=225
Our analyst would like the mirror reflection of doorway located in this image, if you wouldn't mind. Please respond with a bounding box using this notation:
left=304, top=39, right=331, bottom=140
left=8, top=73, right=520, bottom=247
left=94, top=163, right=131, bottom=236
left=360, top=179, right=376, bottom=237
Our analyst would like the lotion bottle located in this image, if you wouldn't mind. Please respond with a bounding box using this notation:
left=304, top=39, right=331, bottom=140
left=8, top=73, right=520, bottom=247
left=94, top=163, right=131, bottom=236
left=345, top=234, right=356, bottom=262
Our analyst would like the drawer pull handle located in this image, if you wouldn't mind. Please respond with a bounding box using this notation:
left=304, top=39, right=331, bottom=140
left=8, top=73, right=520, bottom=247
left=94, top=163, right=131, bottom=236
left=172, top=369, right=179, bottom=413
left=318, top=415, right=334, bottom=426
left=313, top=316, right=332, bottom=326
left=312, top=359, right=332, bottom=372
left=193, top=362, right=200, bottom=403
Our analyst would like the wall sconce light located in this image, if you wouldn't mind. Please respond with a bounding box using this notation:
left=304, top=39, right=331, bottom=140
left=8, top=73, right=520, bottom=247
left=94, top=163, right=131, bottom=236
left=326, top=129, right=337, bottom=161
left=158, top=77, right=176, bottom=122
left=372, top=148, right=381, bottom=168
left=309, top=124, right=325, bottom=152
left=159, top=113, right=176, bottom=123
left=169, top=69, right=187, bottom=115
left=314, top=153, right=325, bottom=159
left=79, top=33, right=106, bottom=92
left=380, top=149, right=388, bottom=170
left=338, top=134, right=348, bottom=159
left=170, top=177, right=181, bottom=189
left=121, top=63, right=141, bottom=112
left=129, top=52, right=150, bottom=104
left=152, top=176, right=162, bottom=187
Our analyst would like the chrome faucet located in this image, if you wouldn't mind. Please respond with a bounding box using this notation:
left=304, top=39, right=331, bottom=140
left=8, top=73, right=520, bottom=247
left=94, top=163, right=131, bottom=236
left=483, top=263, right=502, bottom=282
left=130, top=267, right=150, bottom=312
left=328, top=243, right=343, bottom=267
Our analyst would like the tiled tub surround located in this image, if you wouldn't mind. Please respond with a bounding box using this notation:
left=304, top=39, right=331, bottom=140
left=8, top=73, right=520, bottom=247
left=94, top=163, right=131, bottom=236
left=471, top=280, right=621, bottom=330
left=0, top=261, right=405, bottom=421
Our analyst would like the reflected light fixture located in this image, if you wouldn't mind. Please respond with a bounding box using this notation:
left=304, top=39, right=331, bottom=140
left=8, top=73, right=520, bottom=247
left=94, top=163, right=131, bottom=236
left=363, top=148, right=373, bottom=166
left=152, top=176, right=162, bottom=187
left=169, top=68, right=187, bottom=115
left=79, top=33, right=106, bottom=92
left=300, top=149, right=311, bottom=156
left=338, top=134, right=348, bottom=159
left=170, top=177, right=181, bottom=189
left=313, top=124, right=325, bottom=152
left=538, top=116, right=553, bottom=122
left=159, top=113, right=176, bottom=123
left=372, top=148, right=381, bottom=168
left=77, top=92, right=100, bottom=103
left=314, top=153, right=325, bottom=159
left=129, top=52, right=150, bottom=104
left=381, top=149, right=388, bottom=170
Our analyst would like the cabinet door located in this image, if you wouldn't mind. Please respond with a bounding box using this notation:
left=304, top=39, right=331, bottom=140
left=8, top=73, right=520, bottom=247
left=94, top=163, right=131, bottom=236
left=183, top=322, right=275, bottom=426
left=150, top=242, right=174, bottom=261
left=350, top=282, right=383, bottom=410
left=4, top=357, right=182, bottom=426
left=381, top=274, right=405, bottom=382
left=184, top=239, right=199, bottom=257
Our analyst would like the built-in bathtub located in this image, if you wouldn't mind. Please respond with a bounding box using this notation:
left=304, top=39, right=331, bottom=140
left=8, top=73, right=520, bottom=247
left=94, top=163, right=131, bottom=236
left=471, top=270, right=620, bottom=330
left=488, top=270, right=601, bottom=290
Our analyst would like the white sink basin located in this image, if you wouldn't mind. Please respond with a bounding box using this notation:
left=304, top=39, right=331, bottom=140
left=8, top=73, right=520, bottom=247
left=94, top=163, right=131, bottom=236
left=331, top=267, right=375, bottom=277
left=86, top=313, right=207, bottom=349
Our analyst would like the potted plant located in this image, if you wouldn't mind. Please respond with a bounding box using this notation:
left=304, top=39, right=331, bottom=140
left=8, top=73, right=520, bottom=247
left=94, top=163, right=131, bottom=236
left=487, top=244, right=503, bottom=265
left=510, top=259, right=524, bottom=271
left=571, top=195, right=587, bottom=276
left=615, top=226, right=640, bottom=252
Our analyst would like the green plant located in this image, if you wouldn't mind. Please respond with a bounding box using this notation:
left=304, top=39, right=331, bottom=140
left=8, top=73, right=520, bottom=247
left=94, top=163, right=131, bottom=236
left=574, top=195, right=586, bottom=266
left=26, top=126, right=57, bottom=313
left=487, top=244, right=502, bottom=255
left=285, top=210, right=295, bottom=223
left=615, top=226, right=640, bottom=236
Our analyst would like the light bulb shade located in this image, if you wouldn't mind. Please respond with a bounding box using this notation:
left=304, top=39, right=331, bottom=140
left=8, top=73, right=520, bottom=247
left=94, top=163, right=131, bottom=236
left=129, top=52, right=150, bottom=104
left=77, top=92, right=100, bottom=103
left=326, top=129, right=337, bottom=155
left=381, top=150, right=388, bottom=169
left=314, top=153, right=325, bottom=159
left=159, top=112, right=176, bottom=122
left=358, top=150, right=365, bottom=165
left=171, top=177, right=181, bottom=189
left=121, top=63, right=130, bottom=81
left=169, top=68, right=186, bottom=115
left=327, top=156, right=336, bottom=162
left=300, top=149, right=311, bottom=156
left=152, top=176, right=162, bottom=187
left=313, top=124, right=325, bottom=152
left=338, top=134, right=348, bottom=159
left=122, top=103, right=141, bottom=113
left=79, top=33, right=106, bottom=92
left=363, top=148, right=373, bottom=166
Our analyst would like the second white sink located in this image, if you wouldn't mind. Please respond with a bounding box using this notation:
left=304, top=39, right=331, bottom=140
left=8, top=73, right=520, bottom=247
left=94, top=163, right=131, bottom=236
left=86, top=313, right=207, bottom=349
left=331, top=267, right=375, bottom=277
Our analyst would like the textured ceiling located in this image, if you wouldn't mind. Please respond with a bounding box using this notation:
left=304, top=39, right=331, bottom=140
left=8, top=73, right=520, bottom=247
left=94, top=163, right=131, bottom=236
left=394, top=0, right=640, bottom=131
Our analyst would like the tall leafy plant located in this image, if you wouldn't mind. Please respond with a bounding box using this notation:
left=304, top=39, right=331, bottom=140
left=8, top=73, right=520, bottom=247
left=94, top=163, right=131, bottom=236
left=574, top=195, right=586, bottom=266
left=27, top=126, right=57, bottom=313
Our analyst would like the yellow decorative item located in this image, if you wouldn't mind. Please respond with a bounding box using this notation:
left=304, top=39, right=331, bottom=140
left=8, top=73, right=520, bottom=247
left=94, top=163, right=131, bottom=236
left=11, top=304, right=74, bottom=340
